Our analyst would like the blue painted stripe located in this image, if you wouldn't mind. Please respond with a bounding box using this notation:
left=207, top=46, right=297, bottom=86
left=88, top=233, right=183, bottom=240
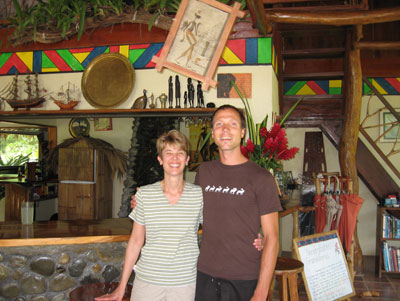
left=134, top=43, right=163, bottom=69
left=246, top=38, right=258, bottom=64
left=33, top=51, right=42, bottom=73
left=81, top=46, right=108, bottom=68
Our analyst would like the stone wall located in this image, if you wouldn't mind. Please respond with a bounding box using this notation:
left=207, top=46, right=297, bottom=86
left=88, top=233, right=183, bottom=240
left=0, top=242, right=132, bottom=300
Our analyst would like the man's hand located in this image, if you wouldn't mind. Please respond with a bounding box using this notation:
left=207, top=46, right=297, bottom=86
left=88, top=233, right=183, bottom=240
left=130, top=187, right=140, bottom=210
left=253, top=233, right=264, bottom=251
left=130, top=193, right=137, bottom=210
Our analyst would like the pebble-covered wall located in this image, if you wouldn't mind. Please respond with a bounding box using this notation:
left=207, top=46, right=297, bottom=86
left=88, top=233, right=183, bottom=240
left=0, top=242, right=133, bottom=300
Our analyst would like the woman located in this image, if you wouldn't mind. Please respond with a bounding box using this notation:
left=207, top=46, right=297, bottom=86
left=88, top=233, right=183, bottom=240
left=96, top=129, right=203, bottom=301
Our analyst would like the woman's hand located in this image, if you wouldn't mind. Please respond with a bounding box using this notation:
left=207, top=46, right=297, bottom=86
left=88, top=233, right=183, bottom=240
left=94, top=288, right=125, bottom=301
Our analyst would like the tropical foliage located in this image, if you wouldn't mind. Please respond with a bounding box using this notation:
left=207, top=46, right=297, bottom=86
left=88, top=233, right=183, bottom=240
left=232, top=82, right=302, bottom=174
left=0, top=134, right=38, bottom=166
left=4, top=0, right=247, bottom=47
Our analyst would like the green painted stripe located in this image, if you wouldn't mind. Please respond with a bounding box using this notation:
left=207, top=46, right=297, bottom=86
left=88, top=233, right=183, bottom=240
left=329, top=87, right=342, bottom=95
left=0, top=53, right=12, bottom=69
left=258, top=37, right=271, bottom=64
left=129, top=49, right=146, bottom=64
left=56, top=49, right=84, bottom=71
left=42, top=52, right=56, bottom=68
left=286, top=81, right=307, bottom=95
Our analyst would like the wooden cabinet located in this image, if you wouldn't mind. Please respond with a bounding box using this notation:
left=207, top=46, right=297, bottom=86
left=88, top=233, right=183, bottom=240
left=58, top=140, right=112, bottom=220
left=376, top=206, right=400, bottom=277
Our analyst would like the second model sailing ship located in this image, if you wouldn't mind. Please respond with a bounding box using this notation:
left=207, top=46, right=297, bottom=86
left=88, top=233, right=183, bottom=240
left=0, top=73, right=47, bottom=110
left=51, top=82, right=80, bottom=110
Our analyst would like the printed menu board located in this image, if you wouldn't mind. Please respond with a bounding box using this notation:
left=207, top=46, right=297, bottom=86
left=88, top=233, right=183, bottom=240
left=293, top=230, right=355, bottom=301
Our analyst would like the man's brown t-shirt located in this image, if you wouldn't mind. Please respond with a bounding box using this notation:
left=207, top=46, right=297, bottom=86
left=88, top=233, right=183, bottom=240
left=195, top=159, right=282, bottom=280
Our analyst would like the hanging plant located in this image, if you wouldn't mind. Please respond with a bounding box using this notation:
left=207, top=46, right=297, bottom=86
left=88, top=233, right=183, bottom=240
left=3, top=0, right=247, bottom=47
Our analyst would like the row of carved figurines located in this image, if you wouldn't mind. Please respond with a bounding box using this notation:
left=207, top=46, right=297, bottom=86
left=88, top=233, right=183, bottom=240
left=132, top=75, right=206, bottom=109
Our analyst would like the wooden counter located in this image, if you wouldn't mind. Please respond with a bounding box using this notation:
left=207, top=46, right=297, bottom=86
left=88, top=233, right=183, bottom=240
left=0, top=218, right=132, bottom=247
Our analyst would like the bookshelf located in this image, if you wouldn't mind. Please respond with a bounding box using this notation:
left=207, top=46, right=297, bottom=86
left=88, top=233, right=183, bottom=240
left=376, top=206, right=400, bottom=277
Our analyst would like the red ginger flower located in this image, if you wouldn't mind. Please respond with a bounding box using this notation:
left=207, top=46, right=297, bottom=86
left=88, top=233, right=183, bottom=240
left=277, top=147, right=299, bottom=160
left=241, top=145, right=249, bottom=158
left=260, top=127, right=268, bottom=138
left=246, top=138, right=255, bottom=153
left=267, top=123, right=281, bottom=139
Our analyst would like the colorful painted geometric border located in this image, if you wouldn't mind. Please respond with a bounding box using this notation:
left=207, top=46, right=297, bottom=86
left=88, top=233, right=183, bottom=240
left=284, top=78, right=400, bottom=96
left=0, top=37, right=277, bottom=76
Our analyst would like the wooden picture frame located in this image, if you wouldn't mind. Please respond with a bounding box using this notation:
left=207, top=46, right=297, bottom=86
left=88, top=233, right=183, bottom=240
left=151, top=0, right=245, bottom=90
left=94, top=118, right=113, bottom=131
left=379, top=109, right=400, bottom=142
left=293, top=230, right=355, bottom=301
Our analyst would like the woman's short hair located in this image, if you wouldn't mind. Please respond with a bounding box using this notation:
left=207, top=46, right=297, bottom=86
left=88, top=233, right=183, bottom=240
left=156, top=129, right=190, bottom=156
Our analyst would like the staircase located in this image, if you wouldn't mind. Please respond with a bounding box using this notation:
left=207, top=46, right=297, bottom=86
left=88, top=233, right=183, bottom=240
left=274, top=23, right=399, bottom=200
left=275, top=23, right=347, bottom=119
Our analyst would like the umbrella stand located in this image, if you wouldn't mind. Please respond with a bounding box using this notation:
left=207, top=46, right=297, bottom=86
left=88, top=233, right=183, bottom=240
left=314, top=173, right=363, bottom=281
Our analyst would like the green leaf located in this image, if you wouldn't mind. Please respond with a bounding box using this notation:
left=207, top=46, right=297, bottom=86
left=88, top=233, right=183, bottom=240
left=77, top=5, right=86, bottom=41
left=231, top=80, right=256, bottom=142
left=148, top=13, right=159, bottom=31
left=12, top=0, right=23, bottom=20
left=195, top=130, right=212, bottom=162
left=280, top=96, right=304, bottom=126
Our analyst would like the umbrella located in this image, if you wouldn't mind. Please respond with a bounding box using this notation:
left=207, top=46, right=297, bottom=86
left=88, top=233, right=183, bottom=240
left=338, top=177, right=364, bottom=253
left=314, top=176, right=328, bottom=233
left=323, top=176, right=343, bottom=232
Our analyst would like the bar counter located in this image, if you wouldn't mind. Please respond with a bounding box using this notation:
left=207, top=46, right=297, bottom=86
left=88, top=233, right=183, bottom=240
left=0, top=218, right=132, bottom=247
left=0, top=218, right=132, bottom=299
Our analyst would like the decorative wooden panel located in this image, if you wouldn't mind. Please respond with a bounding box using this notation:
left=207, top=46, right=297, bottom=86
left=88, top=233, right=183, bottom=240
left=58, top=140, right=94, bottom=182
left=5, top=183, right=27, bottom=221
left=58, top=183, right=95, bottom=220
left=57, top=140, right=112, bottom=220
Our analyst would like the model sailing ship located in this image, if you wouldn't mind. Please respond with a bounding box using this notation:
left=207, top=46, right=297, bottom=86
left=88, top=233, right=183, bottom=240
left=0, top=73, right=47, bottom=110
left=51, top=82, right=80, bottom=110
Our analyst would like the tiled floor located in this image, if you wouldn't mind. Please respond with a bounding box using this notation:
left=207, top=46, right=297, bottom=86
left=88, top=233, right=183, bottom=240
left=272, top=255, right=400, bottom=300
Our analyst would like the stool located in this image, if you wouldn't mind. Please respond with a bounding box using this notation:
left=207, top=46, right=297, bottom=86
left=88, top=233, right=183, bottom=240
left=69, top=282, right=132, bottom=301
left=268, top=257, right=304, bottom=301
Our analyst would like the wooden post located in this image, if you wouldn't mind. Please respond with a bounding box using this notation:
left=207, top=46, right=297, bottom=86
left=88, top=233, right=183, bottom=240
left=339, top=25, right=362, bottom=195
left=339, top=25, right=363, bottom=274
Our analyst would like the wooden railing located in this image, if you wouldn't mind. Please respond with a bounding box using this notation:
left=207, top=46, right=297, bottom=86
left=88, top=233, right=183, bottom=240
left=359, top=76, right=400, bottom=180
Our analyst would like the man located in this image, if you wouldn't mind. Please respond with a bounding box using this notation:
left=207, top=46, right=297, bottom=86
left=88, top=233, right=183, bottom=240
left=132, top=105, right=281, bottom=300
left=194, top=105, right=281, bottom=301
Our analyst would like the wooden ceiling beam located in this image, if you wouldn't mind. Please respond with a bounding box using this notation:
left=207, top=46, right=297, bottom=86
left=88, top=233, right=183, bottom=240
left=355, top=41, right=400, bottom=50
left=265, top=6, right=400, bottom=26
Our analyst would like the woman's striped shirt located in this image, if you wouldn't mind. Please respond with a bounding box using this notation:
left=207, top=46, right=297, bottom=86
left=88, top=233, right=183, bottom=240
left=129, top=181, right=203, bottom=286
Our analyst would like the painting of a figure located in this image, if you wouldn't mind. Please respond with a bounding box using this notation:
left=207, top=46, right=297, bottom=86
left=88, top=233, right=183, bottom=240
left=166, top=0, right=229, bottom=76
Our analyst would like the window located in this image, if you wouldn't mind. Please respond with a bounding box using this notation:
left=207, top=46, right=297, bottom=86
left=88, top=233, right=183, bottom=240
left=0, top=133, right=39, bottom=166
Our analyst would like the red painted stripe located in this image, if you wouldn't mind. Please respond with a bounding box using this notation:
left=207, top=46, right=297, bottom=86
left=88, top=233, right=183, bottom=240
left=219, top=57, right=227, bottom=65
left=130, top=44, right=150, bottom=49
left=109, top=46, right=119, bottom=52
left=225, top=39, right=245, bottom=62
left=386, top=78, right=400, bottom=92
left=0, top=53, right=28, bottom=73
left=43, top=51, right=72, bottom=71
left=145, top=49, right=162, bottom=68
left=69, top=48, right=94, bottom=53
left=307, top=81, right=327, bottom=95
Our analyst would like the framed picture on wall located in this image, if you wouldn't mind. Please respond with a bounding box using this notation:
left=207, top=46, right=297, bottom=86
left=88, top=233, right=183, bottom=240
left=379, top=109, right=400, bottom=142
left=94, top=118, right=113, bottom=131
left=151, top=0, right=245, bottom=90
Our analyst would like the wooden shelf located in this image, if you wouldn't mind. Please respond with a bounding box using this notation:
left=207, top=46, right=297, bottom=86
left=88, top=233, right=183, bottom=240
left=376, top=206, right=400, bottom=277
left=0, top=108, right=217, bottom=119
